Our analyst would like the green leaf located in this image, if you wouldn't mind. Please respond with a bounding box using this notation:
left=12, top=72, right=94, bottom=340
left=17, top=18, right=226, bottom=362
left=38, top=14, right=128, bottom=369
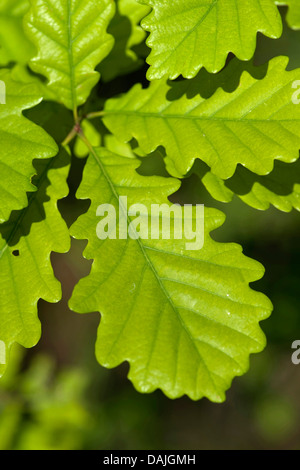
left=24, top=0, right=115, bottom=112
left=275, top=1, right=300, bottom=29
left=98, top=0, right=151, bottom=82
left=140, top=0, right=282, bottom=79
left=0, top=69, right=58, bottom=223
left=195, top=159, right=300, bottom=212
left=0, top=149, right=70, bottom=377
left=0, top=0, right=35, bottom=66
left=103, top=56, right=300, bottom=179
left=69, top=147, right=272, bottom=402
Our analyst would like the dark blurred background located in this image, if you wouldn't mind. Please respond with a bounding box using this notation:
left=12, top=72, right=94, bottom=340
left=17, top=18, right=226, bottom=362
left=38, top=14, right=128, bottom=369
left=0, top=7, right=300, bottom=450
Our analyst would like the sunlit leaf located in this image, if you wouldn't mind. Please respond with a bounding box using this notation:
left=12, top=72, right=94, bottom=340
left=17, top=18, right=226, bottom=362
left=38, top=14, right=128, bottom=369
left=103, top=57, right=300, bottom=179
left=24, top=0, right=115, bottom=112
left=0, top=69, right=58, bottom=223
left=69, top=147, right=272, bottom=402
left=0, top=149, right=70, bottom=377
left=140, top=0, right=282, bottom=79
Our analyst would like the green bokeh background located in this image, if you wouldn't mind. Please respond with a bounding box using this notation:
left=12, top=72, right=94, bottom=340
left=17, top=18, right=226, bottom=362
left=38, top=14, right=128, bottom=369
left=1, top=7, right=300, bottom=450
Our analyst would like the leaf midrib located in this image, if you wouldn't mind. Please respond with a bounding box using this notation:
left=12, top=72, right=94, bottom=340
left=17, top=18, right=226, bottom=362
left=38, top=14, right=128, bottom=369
left=67, top=0, right=77, bottom=115
left=103, top=109, right=299, bottom=123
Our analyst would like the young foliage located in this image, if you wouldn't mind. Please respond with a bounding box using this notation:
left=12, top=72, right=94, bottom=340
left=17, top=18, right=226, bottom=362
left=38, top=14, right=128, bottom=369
left=0, top=149, right=70, bottom=377
left=0, top=0, right=299, bottom=403
left=140, top=0, right=282, bottom=79
left=69, top=148, right=272, bottom=402
left=0, top=69, right=58, bottom=223
left=25, top=0, right=115, bottom=113
left=103, top=57, right=300, bottom=179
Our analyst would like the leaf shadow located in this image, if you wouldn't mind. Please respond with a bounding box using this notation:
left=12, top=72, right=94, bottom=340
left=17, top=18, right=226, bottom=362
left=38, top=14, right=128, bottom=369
left=166, top=57, right=269, bottom=102
left=194, top=157, right=300, bottom=198
left=226, top=159, right=300, bottom=197
left=255, top=7, right=300, bottom=72
left=24, top=101, right=74, bottom=145
left=97, top=4, right=144, bottom=82
left=0, top=149, right=69, bottom=248
left=165, top=7, right=299, bottom=103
